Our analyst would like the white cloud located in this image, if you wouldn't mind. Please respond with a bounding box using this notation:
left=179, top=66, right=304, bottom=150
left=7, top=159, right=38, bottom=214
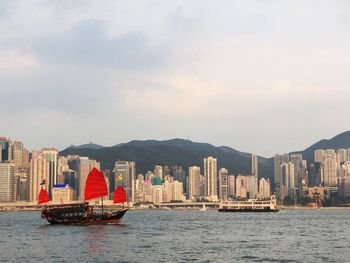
left=1, top=0, right=350, bottom=156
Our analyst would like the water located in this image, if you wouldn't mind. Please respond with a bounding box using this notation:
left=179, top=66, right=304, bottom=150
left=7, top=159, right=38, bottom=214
left=1, top=209, right=350, bottom=262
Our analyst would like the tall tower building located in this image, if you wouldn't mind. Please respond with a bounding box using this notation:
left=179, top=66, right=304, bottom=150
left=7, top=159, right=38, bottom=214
left=280, top=162, right=295, bottom=199
left=29, top=153, right=50, bottom=203
left=40, top=148, right=58, bottom=197
left=337, top=149, right=347, bottom=164
left=251, top=154, right=258, bottom=177
left=153, top=165, right=163, bottom=180
left=273, top=154, right=282, bottom=195
left=258, top=178, right=271, bottom=198
left=204, top=156, right=218, bottom=201
left=12, top=141, right=24, bottom=170
left=314, top=149, right=325, bottom=163
left=236, top=175, right=247, bottom=198
left=323, top=159, right=338, bottom=187
left=0, top=137, right=12, bottom=162
left=218, top=168, right=228, bottom=200
left=0, top=162, right=15, bottom=202
left=114, top=161, right=135, bottom=203
left=228, top=175, right=235, bottom=198
left=77, top=157, right=100, bottom=200
left=249, top=175, right=258, bottom=199
left=188, top=166, right=201, bottom=199
left=324, top=149, right=336, bottom=161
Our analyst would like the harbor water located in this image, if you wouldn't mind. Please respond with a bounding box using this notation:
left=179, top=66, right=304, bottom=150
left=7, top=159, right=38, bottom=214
left=1, top=209, right=350, bottom=262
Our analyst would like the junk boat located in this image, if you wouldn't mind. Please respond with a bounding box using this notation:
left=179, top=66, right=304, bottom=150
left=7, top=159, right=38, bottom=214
left=218, top=195, right=279, bottom=212
left=38, top=168, right=128, bottom=225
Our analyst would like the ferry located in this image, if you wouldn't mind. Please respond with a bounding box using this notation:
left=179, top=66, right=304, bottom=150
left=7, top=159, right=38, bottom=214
left=218, top=196, right=279, bottom=212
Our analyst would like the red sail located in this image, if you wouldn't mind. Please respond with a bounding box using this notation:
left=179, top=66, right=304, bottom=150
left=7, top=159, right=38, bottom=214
left=84, top=167, right=108, bottom=200
left=38, top=189, right=49, bottom=204
left=114, top=186, right=127, bottom=203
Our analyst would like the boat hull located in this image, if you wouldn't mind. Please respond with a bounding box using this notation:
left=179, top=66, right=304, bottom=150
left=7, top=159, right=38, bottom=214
left=41, top=203, right=128, bottom=225
left=218, top=208, right=279, bottom=212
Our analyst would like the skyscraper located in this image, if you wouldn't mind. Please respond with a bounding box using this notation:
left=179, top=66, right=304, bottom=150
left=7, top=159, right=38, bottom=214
left=337, top=149, right=347, bottom=164
left=188, top=166, right=201, bottom=199
left=323, top=158, right=338, bottom=187
left=204, top=156, right=218, bottom=201
left=153, top=165, right=163, bottom=180
left=218, top=168, right=228, bottom=200
left=274, top=154, right=282, bottom=195
left=0, top=162, right=15, bottom=202
left=258, top=178, right=271, bottom=199
left=249, top=175, right=258, bottom=199
left=280, top=162, right=295, bottom=199
left=77, top=157, right=100, bottom=200
left=40, top=148, right=58, bottom=197
left=228, top=175, right=235, bottom=198
left=0, top=137, right=12, bottom=162
left=114, top=161, right=135, bottom=203
left=29, top=152, right=50, bottom=203
left=12, top=141, right=24, bottom=170
left=251, top=154, right=258, bottom=177
left=314, top=149, right=325, bottom=163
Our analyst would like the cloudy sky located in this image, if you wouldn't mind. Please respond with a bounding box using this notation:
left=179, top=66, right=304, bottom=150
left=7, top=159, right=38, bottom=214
left=1, top=0, right=350, bottom=157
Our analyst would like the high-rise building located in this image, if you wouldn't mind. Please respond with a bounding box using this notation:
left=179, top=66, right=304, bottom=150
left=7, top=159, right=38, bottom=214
left=14, top=172, right=28, bottom=201
left=251, top=154, right=258, bottom=177
left=218, top=168, right=228, bottom=200
left=77, top=157, right=100, bottom=200
left=324, top=149, right=336, bottom=161
left=12, top=141, right=24, bottom=170
left=172, top=166, right=187, bottom=194
left=154, top=165, right=163, bottom=180
left=0, top=162, right=15, bottom=202
left=323, top=159, right=338, bottom=187
left=258, top=178, right=271, bottom=198
left=204, top=156, right=218, bottom=201
left=337, top=149, right=347, bottom=164
left=228, top=175, right=235, bottom=198
left=236, top=175, right=247, bottom=198
left=274, top=154, right=282, bottom=195
left=314, top=149, right=325, bottom=163
left=280, top=162, right=295, bottom=199
left=0, top=137, right=12, bottom=162
left=290, top=154, right=303, bottom=193
left=29, top=152, right=50, bottom=203
left=188, top=166, right=201, bottom=199
left=172, top=180, right=185, bottom=201
left=114, top=161, right=135, bottom=203
left=249, top=175, right=258, bottom=199
left=40, top=148, right=58, bottom=197
left=152, top=185, right=163, bottom=204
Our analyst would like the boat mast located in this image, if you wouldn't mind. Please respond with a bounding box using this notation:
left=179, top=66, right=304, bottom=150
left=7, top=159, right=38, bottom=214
left=102, top=196, right=104, bottom=214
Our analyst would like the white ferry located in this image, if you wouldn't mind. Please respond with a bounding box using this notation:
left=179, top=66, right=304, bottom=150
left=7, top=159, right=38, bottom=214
left=218, top=196, right=279, bottom=212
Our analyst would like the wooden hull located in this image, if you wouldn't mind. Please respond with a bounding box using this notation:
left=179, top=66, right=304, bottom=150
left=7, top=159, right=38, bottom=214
left=41, top=202, right=128, bottom=225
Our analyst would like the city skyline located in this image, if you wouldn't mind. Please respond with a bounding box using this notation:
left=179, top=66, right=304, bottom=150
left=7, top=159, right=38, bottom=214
left=2, top=1, right=350, bottom=156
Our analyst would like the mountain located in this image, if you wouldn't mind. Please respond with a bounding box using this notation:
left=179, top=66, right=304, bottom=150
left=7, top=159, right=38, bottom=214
left=67, top=143, right=105, bottom=150
left=297, top=131, right=350, bottom=162
left=60, top=139, right=273, bottom=180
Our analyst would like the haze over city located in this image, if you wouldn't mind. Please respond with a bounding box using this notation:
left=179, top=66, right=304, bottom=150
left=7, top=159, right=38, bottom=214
left=1, top=0, right=350, bottom=156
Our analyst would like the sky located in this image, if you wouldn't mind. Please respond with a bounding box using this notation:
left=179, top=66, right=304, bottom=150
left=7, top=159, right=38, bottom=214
left=1, top=0, right=350, bottom=157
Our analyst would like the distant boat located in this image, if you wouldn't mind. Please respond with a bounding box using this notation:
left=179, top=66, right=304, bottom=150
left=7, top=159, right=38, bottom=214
left=39, top=168, right=128, bottom=225
left=199, top=203, right=206, bottom=211
left=218, top=196, right=279, bottom=212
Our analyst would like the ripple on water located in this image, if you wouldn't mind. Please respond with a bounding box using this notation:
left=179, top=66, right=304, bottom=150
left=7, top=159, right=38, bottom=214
left=1, top=210, right=350, bottom=262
